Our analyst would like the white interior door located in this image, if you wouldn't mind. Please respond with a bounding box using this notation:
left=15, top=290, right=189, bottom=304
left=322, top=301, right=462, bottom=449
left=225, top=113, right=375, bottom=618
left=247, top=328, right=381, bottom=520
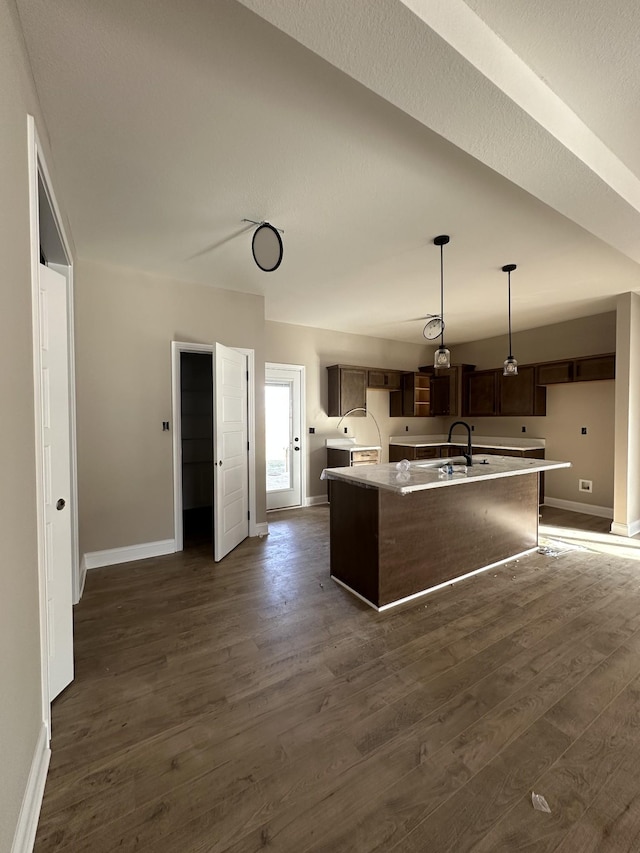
left=214, top=343, right=248, bottom=560
left=39, top=263, right=74, bottom=700
left=266, top=364, right=303, bottom=510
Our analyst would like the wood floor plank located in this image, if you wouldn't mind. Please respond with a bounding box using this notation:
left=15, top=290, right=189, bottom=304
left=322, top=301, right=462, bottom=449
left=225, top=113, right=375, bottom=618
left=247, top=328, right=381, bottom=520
left=457, top=671, right=640, bottom=852
left=34, top=506, right=640, bottom=853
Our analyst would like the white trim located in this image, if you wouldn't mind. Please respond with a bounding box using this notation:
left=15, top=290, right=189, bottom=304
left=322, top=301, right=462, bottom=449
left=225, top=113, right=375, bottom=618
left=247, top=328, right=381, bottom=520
left=27, top=115, right=51, bottom=742
left=79, top=556, right=87, bottom=598
left=610, top=519, right=640, bottom=537
left=305, top=495, right=329, bottom=507
left=237, top=349, right=258, bottom=536
left=11, top=724, right=50, bottom=853
left=254, top=522, right=269, bottom=537
left=28, top=121, right=80, bottom=607
left=544, top=497, right=613, bottom=519
left=171, top=342, right=257, bottom=549
left=332, top=547, right=538, bottom=612
left=84, top=539, right=176, bottom=570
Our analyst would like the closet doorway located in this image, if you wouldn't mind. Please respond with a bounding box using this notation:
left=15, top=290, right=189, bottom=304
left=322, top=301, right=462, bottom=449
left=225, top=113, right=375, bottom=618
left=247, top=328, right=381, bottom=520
left=172, top=342, right=255, bottom=560
left=180, top=352, right=214, bottom=546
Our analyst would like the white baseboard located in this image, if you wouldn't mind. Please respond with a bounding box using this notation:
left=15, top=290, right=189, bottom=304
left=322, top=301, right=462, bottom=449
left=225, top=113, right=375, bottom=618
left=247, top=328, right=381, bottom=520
left=12, top=723, right=50, bottom=853
left=610, top=519, right=640, bottom=537
left=254, top=522, right=269, bottom=537
left=84, top=538, right=176, bottom=570
left=304, top=495, right=329, bottom=507
left=544, top=497, right=613, bottom=519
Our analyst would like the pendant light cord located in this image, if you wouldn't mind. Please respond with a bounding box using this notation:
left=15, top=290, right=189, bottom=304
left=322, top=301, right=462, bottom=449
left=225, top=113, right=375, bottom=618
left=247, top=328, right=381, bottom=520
left=440, top=242, right=445, bottom=350
left=507, top=269, right=512, bottom=358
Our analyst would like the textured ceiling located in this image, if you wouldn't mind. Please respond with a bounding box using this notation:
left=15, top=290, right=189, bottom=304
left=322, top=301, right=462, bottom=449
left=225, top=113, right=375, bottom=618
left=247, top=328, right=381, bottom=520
left=15, top=0, right=640, bottom=345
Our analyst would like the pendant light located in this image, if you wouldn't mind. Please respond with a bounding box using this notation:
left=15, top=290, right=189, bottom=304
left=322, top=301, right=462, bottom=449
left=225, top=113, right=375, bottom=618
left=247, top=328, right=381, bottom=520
left=502, top=263, right=518, bottom=376
left=433, top=235, right=451, bottom=368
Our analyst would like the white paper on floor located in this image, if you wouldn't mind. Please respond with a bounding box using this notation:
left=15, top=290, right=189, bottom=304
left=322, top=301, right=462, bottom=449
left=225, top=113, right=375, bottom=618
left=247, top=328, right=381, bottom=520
left=531, top=792, right=552, bottom=813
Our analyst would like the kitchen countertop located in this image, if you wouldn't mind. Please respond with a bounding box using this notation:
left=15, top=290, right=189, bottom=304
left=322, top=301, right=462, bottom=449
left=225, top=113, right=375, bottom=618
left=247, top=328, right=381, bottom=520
left=389, top=434, right=545, bottom=451
left=322, top=455, right=568, bottom=495
left=326, top=439, right=382, bottom=452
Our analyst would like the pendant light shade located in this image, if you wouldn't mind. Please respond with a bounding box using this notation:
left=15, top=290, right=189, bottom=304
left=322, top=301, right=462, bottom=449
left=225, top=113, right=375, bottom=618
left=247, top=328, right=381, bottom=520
left=433, top=235, right=451, bottom=369
left=502, top=263, right=518, bottom=376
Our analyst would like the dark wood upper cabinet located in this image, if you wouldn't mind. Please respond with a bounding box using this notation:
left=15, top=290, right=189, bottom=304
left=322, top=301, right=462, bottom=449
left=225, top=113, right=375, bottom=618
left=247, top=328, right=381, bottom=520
left=430, top=373, right=451, bottom=416
left=573, top=353, right=615, bottom=382
left=367, top=369, right=403, bottom=390
left=535, top=360, right=573, bottom=385
left=401, top=372, right=431, bottom=417
left=326, top=365, right=367, bottom=416
left=463, top=370, right=498, bottom=417
left=498, top=366, right=546, bottom=416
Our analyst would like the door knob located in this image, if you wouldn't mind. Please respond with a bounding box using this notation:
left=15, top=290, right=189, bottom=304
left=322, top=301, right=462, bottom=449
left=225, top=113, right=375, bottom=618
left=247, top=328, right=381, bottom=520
left=56, top=498, right=66, bottom=511
left=218, top=460, right=223, bottom=466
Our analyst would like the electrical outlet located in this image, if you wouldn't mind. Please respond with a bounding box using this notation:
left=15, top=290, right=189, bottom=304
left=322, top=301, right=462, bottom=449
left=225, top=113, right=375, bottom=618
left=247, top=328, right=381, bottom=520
left=405, top=425, right=409, bottom=431
left=579, top=479, right=593, bottom=493
left=521, top=426, right=526, bottom=433
left=471, top=425, right=475, bottom=431
left=581, top=427, right=587, bottom=435
left=343, top=427, right=348, bottom=434
left=309, top=427, right=315, bottom=434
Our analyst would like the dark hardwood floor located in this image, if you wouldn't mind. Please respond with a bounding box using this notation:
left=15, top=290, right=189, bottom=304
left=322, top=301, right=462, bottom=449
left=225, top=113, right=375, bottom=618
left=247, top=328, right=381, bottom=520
left=35, top=505, right=640, bottom=852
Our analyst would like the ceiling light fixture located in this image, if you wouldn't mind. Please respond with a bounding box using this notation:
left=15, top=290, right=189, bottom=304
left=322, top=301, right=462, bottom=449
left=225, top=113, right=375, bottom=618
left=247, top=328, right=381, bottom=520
left=502, top=263, right=518, bottom=376
left=433, top=235, right=451, bottom=369
left=242, top=219, right=284, bottom=272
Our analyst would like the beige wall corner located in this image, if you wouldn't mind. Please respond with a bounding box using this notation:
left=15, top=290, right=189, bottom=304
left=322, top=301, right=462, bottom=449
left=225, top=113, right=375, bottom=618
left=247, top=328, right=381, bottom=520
left=612, top=292, right=640, bottom=535
left=0, top=0, right=64, bottom=847
left=75, top=259, right=266, bottom=554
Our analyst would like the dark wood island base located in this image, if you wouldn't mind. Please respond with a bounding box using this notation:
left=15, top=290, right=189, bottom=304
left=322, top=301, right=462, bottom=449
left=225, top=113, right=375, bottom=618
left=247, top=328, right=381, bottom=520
left=329, top=473, right=539, bottom=610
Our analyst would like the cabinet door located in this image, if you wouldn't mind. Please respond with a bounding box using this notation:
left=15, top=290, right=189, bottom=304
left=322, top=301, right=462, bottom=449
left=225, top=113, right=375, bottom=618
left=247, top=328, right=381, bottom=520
left=574, top=354, right=615, bottom=381
left=327, top=366, right=367, bottom=416
left=464, top=370, right=498, bottom=417
left=389, top=445, right=417, bottom=462
left=368, top=369, right=403, bottom=390
left=429, top=374, right=449, bottom=416
left=499, top=366, right=546, bottom=416
left=326, top=448, right=351, bottom=468
left=535, top=360, right=573, bottom=385
left=415, top=446, right=440, bottom=459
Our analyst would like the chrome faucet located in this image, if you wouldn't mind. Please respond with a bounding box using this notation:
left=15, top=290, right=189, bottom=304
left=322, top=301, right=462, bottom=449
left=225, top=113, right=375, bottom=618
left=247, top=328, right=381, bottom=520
left=447, top=420, right=473, bottom=466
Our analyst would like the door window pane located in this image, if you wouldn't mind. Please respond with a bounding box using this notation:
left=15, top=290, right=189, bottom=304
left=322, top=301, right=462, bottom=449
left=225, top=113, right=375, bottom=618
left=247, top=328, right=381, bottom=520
left=266, top=382, right=292, bottom=492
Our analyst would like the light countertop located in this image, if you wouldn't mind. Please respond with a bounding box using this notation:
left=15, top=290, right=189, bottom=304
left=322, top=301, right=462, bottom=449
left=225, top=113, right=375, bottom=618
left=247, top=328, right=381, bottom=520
left=389, top=434, right=545, bottom=451
left=321, top=455, right=569, bottom=495
left=326, top=439, right=382, bottom=452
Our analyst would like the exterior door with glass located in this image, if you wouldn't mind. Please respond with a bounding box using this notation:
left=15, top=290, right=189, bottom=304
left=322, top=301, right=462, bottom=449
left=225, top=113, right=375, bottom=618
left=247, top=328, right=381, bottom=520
left=266, top=364, right=303, bottom=510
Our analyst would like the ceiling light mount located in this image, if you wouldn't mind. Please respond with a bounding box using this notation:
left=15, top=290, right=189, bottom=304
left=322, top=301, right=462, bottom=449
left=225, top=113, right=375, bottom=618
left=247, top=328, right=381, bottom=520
left=433, top=235, right=451, bottom=369
left=502, top=263, right=518, bottom=376
left=242, top=219, right=284, bottom=272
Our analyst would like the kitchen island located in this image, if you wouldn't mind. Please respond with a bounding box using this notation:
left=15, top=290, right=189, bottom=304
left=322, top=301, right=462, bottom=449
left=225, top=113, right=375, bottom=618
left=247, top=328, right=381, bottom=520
left=322, top=455, right=570, bottom=610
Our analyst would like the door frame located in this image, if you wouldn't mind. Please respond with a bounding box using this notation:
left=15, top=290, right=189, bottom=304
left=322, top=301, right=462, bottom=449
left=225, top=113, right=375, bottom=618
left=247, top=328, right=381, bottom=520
left=27, top=116, right=79, bottom=735
left=265, top=362, right=306, bottom=510
left=171, top=341, right=257, bottom=552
